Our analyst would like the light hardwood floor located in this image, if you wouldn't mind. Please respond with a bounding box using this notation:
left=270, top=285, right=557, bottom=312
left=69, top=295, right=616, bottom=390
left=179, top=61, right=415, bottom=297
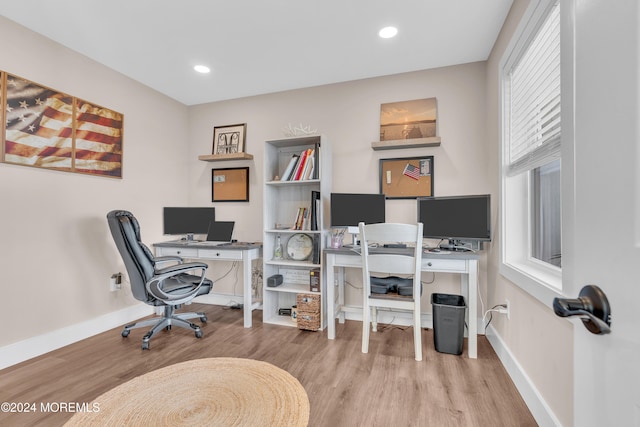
left=0, top=304, right=537, bottom=426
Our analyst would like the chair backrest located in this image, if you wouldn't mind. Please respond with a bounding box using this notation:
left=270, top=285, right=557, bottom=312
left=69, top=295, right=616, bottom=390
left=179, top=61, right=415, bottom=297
left=107, top=210, right=156, bottom=303
left=358, top=222, right=424, bottom=298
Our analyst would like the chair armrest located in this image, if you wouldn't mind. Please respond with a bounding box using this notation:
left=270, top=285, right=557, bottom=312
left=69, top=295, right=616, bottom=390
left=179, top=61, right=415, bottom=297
left=154, top=261, right=208, bottom=276
left=147, top=262, right=209, bottom=305
left=154, top=256, right=184, bottom=265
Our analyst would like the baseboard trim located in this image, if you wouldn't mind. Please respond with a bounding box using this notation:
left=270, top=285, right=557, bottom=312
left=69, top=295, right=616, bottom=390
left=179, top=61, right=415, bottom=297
left=485, top=325, right=563, bottom=427
left=193, top=293, right=243, bottom=307
left=0, top=304, right=153, bottom=371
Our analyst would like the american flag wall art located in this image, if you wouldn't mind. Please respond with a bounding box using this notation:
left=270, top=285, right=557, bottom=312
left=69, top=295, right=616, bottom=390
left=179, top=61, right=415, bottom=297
left=1, top=72, right=123, bottom=178
left=402, top=163, right=420, bottom=180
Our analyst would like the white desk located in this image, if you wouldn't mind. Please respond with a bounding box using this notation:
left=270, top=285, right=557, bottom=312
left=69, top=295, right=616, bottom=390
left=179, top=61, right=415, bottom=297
left=153, top=241, right=262, bottom=328
left=325, top=247, right=480, bottom=359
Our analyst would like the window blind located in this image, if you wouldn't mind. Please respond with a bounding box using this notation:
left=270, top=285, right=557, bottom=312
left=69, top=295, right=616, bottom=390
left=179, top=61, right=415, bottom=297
left=507, top=1, right=560, bottom=176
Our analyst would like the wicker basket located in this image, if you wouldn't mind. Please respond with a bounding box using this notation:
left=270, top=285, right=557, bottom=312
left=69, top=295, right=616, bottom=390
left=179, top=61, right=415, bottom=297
left=296, top=293, right=320, bottom=313
left=297, top=312, right=320, bottom=331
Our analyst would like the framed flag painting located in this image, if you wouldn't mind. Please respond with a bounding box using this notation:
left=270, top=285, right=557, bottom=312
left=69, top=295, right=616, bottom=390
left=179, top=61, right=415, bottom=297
left=1, top=72, right=123, bottom=178
left=379, top=156, right=434, bottom=199
left=74, top=98, right=123, bottom=177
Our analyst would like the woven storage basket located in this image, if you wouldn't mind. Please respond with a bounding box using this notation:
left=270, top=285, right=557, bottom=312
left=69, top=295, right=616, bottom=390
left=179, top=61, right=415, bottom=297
left=297, top=312, right=320, bottom=331
left=296, top=293, right=320, bottom=313
left=296, top=293, right=321, bottom=331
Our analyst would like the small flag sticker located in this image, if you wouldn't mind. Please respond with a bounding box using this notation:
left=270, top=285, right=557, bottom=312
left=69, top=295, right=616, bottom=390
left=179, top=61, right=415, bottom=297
left=403, top=163, right=420, bottom=180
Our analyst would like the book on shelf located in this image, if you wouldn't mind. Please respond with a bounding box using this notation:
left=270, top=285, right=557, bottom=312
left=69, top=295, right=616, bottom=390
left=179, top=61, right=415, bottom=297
left=293, top=206, right=308, bottom=230
left=312, top=234, right=320, bottom=264
left=280, top=154, right=299, bottom=181
left=292, top=149, right=309, bottom=180
left=310, top=190, right=320, bottom=231
left=279, top=146, right=318, bottom=181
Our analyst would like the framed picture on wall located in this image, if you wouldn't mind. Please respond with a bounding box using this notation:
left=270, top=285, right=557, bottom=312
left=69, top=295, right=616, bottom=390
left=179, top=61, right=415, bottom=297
left=379, top=156, right=434, bottom=199
left=2, top=72, right=124, bottom=178
left=212, top=167, right=250, bottom=202
left=379, top=98, right=437, bottom=142
left=212, top=123, right=246, bottom=155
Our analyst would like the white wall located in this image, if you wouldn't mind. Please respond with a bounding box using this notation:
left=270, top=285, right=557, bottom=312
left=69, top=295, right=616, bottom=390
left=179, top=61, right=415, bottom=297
left=484, top=1, right=573, bottom=426
left=0, top=16, right=190, bottom=348
left=187, top=62, right=491, bottom=310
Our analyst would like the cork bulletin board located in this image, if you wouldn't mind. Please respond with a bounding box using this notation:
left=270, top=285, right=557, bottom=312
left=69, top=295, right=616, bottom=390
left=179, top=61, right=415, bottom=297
left=212, top=167, right=249, bottom=202
left=379, top=156, right=434, bottom=199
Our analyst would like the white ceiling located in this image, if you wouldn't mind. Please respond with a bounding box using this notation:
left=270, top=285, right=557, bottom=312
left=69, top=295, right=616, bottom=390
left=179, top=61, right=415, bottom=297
left=0, top=1, right=513, bottom=106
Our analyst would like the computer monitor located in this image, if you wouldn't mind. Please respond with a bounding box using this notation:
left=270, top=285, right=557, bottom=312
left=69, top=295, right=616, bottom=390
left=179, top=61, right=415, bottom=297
left=163, top=207, right=215, bottom=240
left=417, top=195, right=491, bottom=250
left=330, top=193, right=386, bottom=235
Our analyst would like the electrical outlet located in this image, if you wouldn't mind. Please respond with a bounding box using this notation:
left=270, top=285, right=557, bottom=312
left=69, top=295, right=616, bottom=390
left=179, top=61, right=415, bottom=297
left=110, top=273, right=122, bottom=292
left=499, top=299, right=510, bottom=320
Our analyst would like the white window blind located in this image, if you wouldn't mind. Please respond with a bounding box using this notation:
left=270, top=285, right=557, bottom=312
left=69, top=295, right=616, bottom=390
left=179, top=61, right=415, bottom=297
left=507, top=1, right=560, bottom=176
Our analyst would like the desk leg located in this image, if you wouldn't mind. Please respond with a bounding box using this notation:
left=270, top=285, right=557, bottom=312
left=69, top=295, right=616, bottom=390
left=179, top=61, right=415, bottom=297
left=463, top=260, right=478, bottom=359
left=326, top=253, right=336, bottom=339
left=242, top=251, right=252, bottom=328
left=337, top=267, right=345, bottom=324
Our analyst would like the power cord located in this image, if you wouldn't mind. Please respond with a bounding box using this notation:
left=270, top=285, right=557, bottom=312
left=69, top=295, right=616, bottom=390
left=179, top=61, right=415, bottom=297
left=483, top=304, right=508, bottom=329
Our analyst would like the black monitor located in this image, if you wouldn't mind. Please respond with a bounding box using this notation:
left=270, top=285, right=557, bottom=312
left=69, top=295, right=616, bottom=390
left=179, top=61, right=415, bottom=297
left=417, top=195, right=491, bottom=250
left=330, top=193, right=386, bottom=234
left=163, top=207, right=215, bottom=240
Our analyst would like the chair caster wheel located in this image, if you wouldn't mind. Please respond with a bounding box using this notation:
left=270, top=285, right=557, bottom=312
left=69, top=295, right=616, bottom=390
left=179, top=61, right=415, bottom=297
left=122, top=330, right=130, bottom=337
left=141, top=341, right=149, bottom=350
left=195, top=330, right=203, bottom=339
left=200, top=316, right=208, bottom=323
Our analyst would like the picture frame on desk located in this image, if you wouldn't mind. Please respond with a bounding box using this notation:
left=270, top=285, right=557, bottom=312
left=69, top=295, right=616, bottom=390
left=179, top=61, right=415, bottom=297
left=212, top=167, right=249, bottom=202
left=379, top=156, right=434, bottom=199
left=212, top=123, right=246, bottom=155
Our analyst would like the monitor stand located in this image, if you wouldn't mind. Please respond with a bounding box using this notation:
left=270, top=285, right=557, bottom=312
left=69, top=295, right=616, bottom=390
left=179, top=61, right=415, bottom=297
left=439, top=239, right=471, bottom=252
left=343, top=226, right=361, bottom=248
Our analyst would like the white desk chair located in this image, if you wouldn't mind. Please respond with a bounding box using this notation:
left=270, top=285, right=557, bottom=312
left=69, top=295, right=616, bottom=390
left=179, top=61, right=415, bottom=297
left=359, top=222, right=424, bottom=361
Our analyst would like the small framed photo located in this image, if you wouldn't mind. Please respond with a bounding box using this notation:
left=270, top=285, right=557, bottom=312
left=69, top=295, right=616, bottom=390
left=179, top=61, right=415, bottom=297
left=212, top=167, right=250, bottom=202
left=212, top=123, right=247, bottom=155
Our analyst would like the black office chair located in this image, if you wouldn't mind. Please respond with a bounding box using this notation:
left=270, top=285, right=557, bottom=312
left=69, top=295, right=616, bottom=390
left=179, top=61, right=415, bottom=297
left=107, top=210, right=213, bottom=349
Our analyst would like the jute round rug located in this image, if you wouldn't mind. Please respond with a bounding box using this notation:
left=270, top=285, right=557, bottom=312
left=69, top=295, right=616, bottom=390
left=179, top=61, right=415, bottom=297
left=64, top=357, right=309, bottom=427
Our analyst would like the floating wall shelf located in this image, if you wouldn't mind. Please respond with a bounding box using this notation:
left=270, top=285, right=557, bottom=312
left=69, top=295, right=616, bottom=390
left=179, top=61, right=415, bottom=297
left=371, top=136, right=441, bottom=151
left=198, top=153, right=254, bottom=162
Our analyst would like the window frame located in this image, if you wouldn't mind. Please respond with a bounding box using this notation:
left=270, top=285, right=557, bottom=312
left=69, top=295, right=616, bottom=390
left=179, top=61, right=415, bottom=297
left=499, top=0, right=569, bottom=305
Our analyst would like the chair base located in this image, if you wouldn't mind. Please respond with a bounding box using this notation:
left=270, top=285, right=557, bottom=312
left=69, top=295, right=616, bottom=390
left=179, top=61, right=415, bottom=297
left=121, top=305, right=207, bottom=350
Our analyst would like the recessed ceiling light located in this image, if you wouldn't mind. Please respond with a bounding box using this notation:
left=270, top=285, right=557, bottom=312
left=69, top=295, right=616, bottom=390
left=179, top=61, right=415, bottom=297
left=378, top=26, right=398, bottom=39
left=194, top=65, right=211, bottom=74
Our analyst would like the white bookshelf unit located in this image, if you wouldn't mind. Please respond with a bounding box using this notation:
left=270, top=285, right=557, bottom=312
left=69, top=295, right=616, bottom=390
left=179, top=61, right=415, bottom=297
left=262, top=135, right=331, bottom=329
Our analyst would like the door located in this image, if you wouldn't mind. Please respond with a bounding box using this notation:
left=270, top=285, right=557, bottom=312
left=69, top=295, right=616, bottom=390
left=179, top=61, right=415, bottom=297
left=567, top=0, right=640, bottom=425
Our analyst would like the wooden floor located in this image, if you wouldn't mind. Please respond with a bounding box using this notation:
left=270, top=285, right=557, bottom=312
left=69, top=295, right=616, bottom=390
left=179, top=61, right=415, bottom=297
left=0, top=304, right=537, bottom=426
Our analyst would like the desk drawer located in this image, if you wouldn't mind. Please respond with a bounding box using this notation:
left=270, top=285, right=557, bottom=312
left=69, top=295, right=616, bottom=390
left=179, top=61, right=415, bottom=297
left=198, top=249, right=243, bottom=260
left=422, top=258, right=467, bottom=273
left=156, top=247, right=198, bottom=258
